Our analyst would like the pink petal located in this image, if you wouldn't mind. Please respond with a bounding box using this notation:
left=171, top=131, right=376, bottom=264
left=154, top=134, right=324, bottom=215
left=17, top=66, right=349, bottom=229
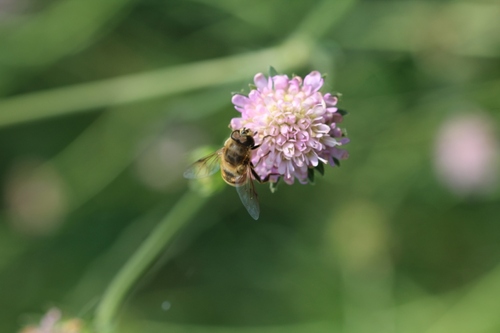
left=254, top=73, right=269, bottom=91
left=339, top=138, right=350, bottom=145
left=283, top=143, right=295, bottom=159
left=232, top=94, right=249, bottom=107
left=285, top=114, right=296, bottom=124
left=273, top=89, right=285, bottom=100
left=288, top=78, right=301, bottom=94
left=280, top=124, right=289, bottom=135
left=283, top=175, right=294, bottom=185
left=289, top=124, right=299, bottom=135
left=308, top=151, right=319, bottom=166
left=323, top=93, right=338, bottom=106
left=297, top=118, right=311, bottom=130
left=248, top=90, right=261, bottom=103
left=322, top=136, right=339, bottom=147
left=264, top=150, right=276, bottom=165
left=256, top=104, right=269, bottom=116
left=294, top=154, right=305, bottom=167
left=277, top=161, right=287, bottom=174
left=313, top=123, right=330, bottom=134
left=296, top=141, right=308, bottom=152
left=230, top=118, right=243, bottom=129
left=273, top=75, right=289, bottom=90
left=304, top=71, right=323, bottom=91
left=267, top=125, right=279, bottom=136
left=309, top=139, right=322, bottom=150
left=302, top=85, right=313, bottom=96
left=297, top=130, right=310, bottom=141
left=309, top=105, right=326, bottom=117
left=276, top=134, right=287, bottom=146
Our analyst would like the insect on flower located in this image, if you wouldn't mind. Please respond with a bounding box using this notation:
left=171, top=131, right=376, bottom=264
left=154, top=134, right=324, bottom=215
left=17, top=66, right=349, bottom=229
left=184, top=128, right=269, bottom=220
left=185, top=69, right=350, bottom=219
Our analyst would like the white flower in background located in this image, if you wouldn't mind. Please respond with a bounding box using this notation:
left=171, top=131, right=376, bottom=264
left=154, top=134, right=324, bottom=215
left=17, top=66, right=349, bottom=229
left=434, top=112, right=499, bottom=196
left=4, top=159, right=68, bottom=236
left=19, top=308, right=84, bottom=333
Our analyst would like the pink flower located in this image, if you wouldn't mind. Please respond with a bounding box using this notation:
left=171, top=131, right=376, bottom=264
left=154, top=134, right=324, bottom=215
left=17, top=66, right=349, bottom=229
left=434, top=112, right=499, bottom=196
left=230, top=71, right=349, bottom=185
left=19, top=308, right=84, bottom=333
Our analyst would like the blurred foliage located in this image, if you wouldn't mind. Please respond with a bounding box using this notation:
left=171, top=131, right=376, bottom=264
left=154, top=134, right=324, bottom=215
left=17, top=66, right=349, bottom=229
left=1, top=0, right=500, bottom=332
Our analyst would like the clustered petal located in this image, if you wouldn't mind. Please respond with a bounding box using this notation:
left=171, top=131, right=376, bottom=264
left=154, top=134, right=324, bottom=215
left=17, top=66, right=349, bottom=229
left=230, top=71, right=349, bottom=185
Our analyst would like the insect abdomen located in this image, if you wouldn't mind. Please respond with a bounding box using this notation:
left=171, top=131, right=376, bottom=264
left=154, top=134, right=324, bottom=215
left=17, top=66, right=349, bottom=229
left=224, top=142, right=249, bottom=166
left=221, top=168, right=246, bottom=186
left=220, top=141, right=250, bottom=186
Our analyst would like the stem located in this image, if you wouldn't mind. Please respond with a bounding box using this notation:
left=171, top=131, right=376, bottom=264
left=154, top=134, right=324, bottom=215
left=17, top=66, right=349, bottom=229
left=94, top=191, right=208, bottom=333
left=0, top=0, right=358, bottom=128
left=0, top=39, right=310, bottom=128
left=291, top=0, right=357, bottom=40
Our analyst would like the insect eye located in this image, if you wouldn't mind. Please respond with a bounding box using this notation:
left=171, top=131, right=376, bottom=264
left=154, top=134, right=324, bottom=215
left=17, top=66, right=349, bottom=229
left=231, top=130, right=240, bottom=140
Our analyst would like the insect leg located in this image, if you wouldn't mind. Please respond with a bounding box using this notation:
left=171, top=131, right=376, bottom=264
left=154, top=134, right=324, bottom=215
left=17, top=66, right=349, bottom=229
left=253, top=150, right=272, bottom=167
left=251, top=135, right=272, bottom=150
left=250, top=167, right=280, bottom=184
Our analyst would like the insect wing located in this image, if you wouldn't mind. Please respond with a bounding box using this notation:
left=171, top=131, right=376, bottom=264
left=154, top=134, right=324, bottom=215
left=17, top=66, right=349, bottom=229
left=183, top=150, right=222, bottom=179
left=235, top=169, right=260, bottom=220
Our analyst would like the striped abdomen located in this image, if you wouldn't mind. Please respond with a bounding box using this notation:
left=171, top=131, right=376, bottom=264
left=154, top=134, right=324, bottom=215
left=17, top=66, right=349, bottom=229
left=220, top=138, right=251, bottom=186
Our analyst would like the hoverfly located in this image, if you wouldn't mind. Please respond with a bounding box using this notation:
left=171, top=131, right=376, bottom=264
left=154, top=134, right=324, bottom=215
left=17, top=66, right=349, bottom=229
left=183, top=128, right=268, bottom=220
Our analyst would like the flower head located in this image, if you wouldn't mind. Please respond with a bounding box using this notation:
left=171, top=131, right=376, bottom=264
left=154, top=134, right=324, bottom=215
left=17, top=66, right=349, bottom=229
left=434, top=112, right=499, bottom=196
left=230, top=71, right=349, bottom=185
left=19, top=308, right=84, bottom=333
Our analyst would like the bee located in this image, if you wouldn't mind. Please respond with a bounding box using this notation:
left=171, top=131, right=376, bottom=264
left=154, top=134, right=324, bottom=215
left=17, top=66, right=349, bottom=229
left=183, top=128, right=267, bottom=220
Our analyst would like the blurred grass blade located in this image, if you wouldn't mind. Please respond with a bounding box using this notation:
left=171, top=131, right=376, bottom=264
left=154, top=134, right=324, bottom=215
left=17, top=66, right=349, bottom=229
left=334, top=1, right=500, bottom=58
left=291, top=0, right=357, bottom=40
left=95, top=191, right=210, bottom=333
left=0, top=0, right=134, bottom=67
left=49, top=87, right=230, bottom=212
left=0, top=0, right=359, bottom=129
left=424, top=263, right=500, bottom=333
left=0, top=0, right=135, bottom=92
left=135, top=320, right=337, bottom=333
left=0, top=38, right=311, bottom=128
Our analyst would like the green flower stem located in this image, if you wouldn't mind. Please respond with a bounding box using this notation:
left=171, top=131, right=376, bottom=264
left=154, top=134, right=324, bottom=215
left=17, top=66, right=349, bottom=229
left=0, top=0, right=358, bottom=128
left=0, top=38, right=310, bottom=128
left=94, top=191, right=209, bottom=333
left=291, top=0, right=357, bottom=40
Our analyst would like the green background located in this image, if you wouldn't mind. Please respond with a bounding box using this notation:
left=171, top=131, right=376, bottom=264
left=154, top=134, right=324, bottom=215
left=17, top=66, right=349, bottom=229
left=1, top=0, right=499, bottom=332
